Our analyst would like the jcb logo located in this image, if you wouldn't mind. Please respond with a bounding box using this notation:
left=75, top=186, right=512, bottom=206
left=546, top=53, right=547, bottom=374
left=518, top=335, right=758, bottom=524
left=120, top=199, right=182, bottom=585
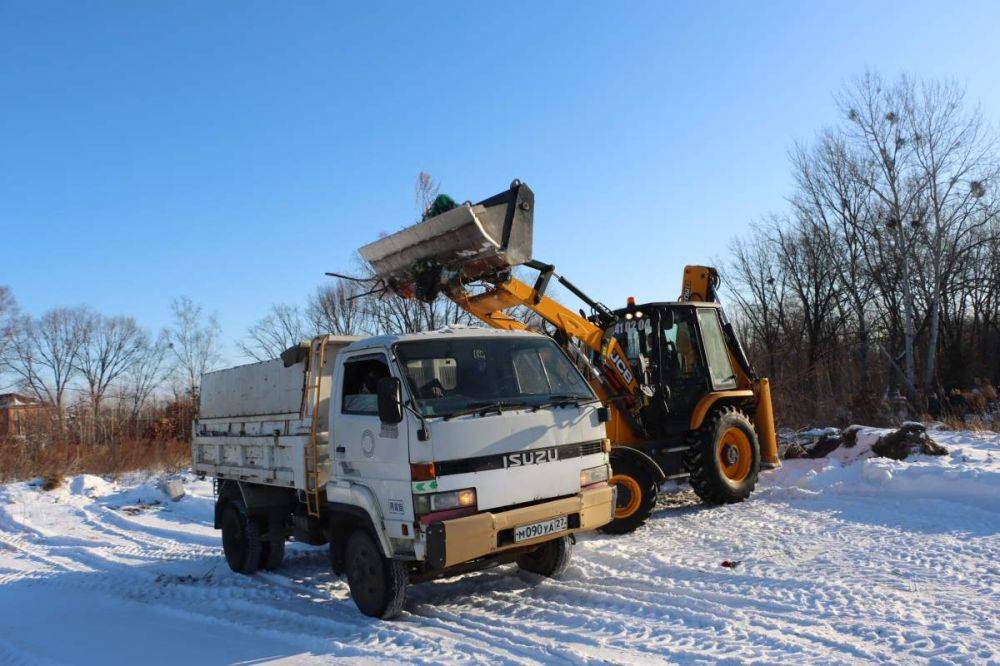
left=505, top=447, right=559, bottom=468
left=610, top=351, right=634, bottom=384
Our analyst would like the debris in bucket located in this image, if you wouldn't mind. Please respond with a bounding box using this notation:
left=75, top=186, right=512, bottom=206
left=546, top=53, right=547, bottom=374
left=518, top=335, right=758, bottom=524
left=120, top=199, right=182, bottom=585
left=423, top=194, right=458, bottom=220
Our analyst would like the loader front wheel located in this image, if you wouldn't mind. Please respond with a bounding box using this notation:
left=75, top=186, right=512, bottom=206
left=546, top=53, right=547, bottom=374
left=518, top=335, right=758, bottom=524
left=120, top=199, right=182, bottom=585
left=345, top=530, right=407, bottom=619
left=601, top=456, right=658, bottom=534
left=221, top=500, right=263, bottom=574
left=685, top=407, right=760, bottom=504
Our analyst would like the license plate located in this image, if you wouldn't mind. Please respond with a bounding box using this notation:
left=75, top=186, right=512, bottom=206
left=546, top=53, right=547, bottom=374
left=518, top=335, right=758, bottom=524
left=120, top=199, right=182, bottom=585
left=514, top=515, right=568, bottom=542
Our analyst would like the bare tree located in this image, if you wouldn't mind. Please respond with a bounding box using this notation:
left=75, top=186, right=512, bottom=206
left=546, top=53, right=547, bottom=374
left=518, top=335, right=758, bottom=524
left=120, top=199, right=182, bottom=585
left=791, top=132, right=879, bottom=386
left=415, top=171, right=441, bottom=221
left=166, top=297, right=222, bottom=397
left=116, top=330, right=169, bottom=422
left=724, top=221, right=790, bottom=379
left=838, top=72, right=926, bottom=397
left=0, top=286, right=16, bottom=383
left=75, top=314, right=146, bottom=414
left=307, top=280, right=371, bottom=336
left=2, top=307, right=90, bottom=410
left=902, top=78, right=999, bottom=394
left=238, top=304, right=308, bottom=362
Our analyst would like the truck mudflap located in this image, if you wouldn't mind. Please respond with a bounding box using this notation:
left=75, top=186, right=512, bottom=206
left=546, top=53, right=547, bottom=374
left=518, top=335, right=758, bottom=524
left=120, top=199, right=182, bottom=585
left=424, top=484, right=615, bottom=570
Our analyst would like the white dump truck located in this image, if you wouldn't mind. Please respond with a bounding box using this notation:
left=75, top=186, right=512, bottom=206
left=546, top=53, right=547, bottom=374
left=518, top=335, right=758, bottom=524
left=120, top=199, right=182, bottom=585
left=193, top=326, right=616, bottom=618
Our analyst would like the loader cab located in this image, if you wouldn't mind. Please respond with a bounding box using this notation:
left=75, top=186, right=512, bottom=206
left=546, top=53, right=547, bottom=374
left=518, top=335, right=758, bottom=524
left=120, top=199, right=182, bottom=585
left=613, top=302, right=738, bottom=436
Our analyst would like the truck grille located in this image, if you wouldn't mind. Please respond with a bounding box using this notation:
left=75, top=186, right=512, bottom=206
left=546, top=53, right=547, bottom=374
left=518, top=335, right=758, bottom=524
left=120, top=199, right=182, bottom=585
left=435, top=439, right=605, bottom=477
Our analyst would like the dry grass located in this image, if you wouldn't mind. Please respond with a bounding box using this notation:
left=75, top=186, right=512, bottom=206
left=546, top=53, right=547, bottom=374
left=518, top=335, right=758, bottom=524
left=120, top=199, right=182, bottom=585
left=0, top=438, right=190, bottom=484
left=939, top=414, right=1000, bottom=433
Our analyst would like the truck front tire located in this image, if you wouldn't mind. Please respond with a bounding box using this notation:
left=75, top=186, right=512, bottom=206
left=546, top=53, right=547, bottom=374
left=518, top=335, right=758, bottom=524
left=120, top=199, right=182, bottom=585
left=516, top=536, right=573, bottom=577
left=344, top=530, right=407, bottom=619
left=221, top=500, right=263, bottom=574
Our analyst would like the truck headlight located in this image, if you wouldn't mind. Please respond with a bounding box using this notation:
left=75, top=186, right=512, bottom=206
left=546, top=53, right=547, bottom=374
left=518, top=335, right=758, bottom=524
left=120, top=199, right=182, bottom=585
left=413, top=488, right=477, bottom=514
left=580, top=464, right=610, bottom=487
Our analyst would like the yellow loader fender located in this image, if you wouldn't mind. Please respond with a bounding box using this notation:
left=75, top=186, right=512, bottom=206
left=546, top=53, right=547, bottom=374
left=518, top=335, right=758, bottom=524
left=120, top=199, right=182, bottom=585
left=689, top=390, right=755, bottom=430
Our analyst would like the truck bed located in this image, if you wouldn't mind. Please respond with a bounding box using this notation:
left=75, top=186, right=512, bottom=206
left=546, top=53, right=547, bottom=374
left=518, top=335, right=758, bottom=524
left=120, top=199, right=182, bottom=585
left=192, top=336, right=357, bottom=491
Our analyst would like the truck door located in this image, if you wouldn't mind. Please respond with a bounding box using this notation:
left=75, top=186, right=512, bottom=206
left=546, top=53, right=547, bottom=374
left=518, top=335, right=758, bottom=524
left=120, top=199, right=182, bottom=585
left=333, top=352, right=411, bottom=487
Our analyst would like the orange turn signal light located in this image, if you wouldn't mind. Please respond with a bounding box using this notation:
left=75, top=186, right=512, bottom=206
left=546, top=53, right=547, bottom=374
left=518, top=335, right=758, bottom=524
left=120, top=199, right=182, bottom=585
left=601, top=438, right=612, bottom=453
left=410, top=462, right=436, bottom=481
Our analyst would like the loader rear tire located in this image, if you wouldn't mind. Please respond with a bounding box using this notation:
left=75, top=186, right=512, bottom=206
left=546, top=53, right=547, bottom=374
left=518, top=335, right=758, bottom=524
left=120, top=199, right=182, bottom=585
left=345, top=530, right=407, bottom=619
left=516, top=536, right=572, bottom=577
left=685, top=407, right=760, bottom=504
left=221, top=500, right=263, bottom=574
left=601, top=455, right=658, bottom=534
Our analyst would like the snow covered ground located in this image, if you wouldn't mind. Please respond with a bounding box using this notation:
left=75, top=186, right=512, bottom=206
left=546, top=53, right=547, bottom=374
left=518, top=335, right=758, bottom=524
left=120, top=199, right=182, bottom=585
left=1, top=428, right=997, bottom=665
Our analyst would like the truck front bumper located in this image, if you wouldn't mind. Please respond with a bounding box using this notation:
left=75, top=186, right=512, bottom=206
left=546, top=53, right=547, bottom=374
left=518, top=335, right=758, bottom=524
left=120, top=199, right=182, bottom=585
left=423, top=484, right=616, bottom=569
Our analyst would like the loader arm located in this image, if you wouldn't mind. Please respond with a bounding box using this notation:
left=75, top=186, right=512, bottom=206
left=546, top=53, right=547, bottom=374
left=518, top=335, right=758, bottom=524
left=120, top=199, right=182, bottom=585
left=447, top=272, right=646, bottom=446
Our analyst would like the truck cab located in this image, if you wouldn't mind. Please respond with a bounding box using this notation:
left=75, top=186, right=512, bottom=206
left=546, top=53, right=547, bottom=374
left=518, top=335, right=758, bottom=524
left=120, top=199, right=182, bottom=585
left=193, top=326, right=615, bottom=618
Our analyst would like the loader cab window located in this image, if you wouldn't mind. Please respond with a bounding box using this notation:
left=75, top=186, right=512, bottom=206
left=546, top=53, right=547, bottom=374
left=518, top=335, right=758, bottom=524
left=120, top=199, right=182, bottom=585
left=615, top=317, right=654, bottom=366
left=342, top=356, right=390, bottom=415
left=697, top=309, right=738, bottom=390
left=660, top=309, right=704, bottom=383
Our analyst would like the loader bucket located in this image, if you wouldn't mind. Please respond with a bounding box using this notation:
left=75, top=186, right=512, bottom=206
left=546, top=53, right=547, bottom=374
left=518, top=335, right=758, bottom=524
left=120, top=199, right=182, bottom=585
left=359, top=181, right=534, bottom=285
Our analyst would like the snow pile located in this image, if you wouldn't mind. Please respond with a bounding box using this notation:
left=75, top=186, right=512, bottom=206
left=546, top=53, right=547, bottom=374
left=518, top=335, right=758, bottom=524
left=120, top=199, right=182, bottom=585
left=769, top=427, right=999, bottom=511
left=1, top=430, right=998, bottom=664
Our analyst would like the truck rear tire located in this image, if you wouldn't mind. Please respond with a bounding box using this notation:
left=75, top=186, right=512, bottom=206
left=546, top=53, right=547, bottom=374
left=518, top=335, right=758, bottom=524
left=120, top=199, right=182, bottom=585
left=260, top=538, right=286, bottom=571
left=685, top=407, right=760, bottom=504
left=516, top=535, right=573, bottom=577
left=345, top=530, right=407, bottom=619
left=221, top=500, right=263, bottom=574
left=601, top=456, right=658, bottom=534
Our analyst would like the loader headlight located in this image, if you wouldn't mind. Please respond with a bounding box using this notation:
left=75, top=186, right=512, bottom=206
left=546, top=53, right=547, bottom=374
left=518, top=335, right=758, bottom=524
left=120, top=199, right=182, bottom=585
left=580, top=464, right=610, bottom=487
left=413, top=488, right=477, bottom=514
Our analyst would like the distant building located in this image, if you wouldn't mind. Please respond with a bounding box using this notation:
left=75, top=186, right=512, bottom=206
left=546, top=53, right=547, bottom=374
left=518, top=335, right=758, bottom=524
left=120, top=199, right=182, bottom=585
left=0, top=393, right=44, bottom=438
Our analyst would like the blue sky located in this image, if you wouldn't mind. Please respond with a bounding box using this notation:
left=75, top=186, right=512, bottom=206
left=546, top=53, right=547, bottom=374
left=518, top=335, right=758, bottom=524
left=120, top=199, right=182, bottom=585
left=3, top=1, right=999, bottom=361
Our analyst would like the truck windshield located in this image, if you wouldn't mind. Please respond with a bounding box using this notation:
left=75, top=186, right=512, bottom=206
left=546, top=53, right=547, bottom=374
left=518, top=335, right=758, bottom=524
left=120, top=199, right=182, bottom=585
left=394, top=337, right=595, bottom=417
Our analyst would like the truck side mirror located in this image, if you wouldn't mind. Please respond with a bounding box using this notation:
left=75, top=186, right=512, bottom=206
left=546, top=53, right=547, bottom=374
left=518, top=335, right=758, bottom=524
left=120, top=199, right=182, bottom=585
left=376, top=377, right=404, bottom=424
left=596, top=406, right=610, bottom=423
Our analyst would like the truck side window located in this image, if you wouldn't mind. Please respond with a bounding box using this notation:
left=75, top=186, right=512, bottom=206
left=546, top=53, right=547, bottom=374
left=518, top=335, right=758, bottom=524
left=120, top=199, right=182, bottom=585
left=341, top=357, right=390, bottom=415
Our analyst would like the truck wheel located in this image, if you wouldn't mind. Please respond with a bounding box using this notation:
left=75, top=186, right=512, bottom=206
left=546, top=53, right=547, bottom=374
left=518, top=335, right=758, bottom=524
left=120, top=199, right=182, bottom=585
left=221, top=500, right=263, bottom=574
left=601, top=456, right=658, bottom=534
left=344, top=530, right=407, bottom=619
left=516, top=536, right=573, bottom=577
left=685, top=407, right=760, bottom=504
left=260, top=538, right=286, bottom=571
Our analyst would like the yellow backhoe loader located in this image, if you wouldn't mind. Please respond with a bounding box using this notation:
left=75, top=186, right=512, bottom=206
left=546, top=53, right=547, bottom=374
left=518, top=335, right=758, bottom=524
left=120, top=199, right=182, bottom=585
left=358, top=181, right=780, bottom=533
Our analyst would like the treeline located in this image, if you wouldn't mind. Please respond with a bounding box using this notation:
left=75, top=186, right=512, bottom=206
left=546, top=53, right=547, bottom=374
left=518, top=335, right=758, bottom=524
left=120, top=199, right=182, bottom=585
left=723, top=72, right=1000, bottom=425
left=0, top=291, right=222, bottom=452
